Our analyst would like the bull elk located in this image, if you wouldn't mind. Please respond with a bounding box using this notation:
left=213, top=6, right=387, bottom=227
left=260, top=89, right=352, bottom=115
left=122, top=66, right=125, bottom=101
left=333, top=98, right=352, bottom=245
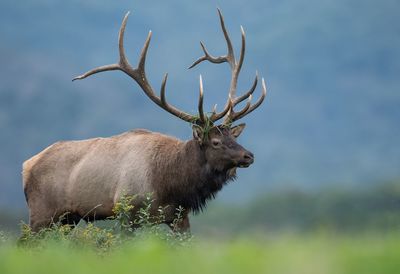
left=23, top=9, right=267, bottom=232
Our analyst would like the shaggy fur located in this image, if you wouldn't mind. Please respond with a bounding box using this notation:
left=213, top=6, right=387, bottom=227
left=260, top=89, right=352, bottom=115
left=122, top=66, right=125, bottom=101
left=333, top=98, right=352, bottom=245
left=151, top=139, right=237, bottom=213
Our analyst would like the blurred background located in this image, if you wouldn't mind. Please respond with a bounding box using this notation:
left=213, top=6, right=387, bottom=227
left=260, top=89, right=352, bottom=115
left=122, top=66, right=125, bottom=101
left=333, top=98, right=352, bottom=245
left=0, top=0, right=399, bottom=235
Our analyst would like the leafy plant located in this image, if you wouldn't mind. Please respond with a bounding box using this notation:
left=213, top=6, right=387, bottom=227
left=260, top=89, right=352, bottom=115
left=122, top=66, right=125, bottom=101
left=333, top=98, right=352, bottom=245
left=112, top=193, right=136, bottom=234
left=17, top=194, right=192, bottom=252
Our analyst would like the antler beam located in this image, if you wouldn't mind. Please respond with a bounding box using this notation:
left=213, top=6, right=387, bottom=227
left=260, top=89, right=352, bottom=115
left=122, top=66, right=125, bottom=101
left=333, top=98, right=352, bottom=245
left=73, top=12, right=205, bottom=124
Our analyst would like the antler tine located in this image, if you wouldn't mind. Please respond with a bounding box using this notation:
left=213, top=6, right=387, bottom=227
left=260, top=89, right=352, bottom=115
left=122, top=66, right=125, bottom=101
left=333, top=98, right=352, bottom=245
left=232, top=78, right=267, bottom=122
left=136, top=31, right=152, bottom=72
left=211, top=104, right=217, bottom=115
left=72, top=64, right=120, bottom=81
left=73, top=12, right=199, bottom=124
left=188, top=8, right=236, bottom=70
left=188, top=42, right=227, bottom=69
left=233, top=72, right=258, bottom=106
left=209, top=95, right=233, bottom=121
left=229, top=25, right=246, bottom=99
left=224, top=94, right=252, bottom=124
left=73, top=12, right=133, bottom=81
left=160, top=73, right=168, bottom=105
left=118, top=12, right=130, bottom=67
left=217, top=8, right=235, bottom=68
left=236, top=26, right=246, bottom=76
left=198, top=75, right=206, bottom=124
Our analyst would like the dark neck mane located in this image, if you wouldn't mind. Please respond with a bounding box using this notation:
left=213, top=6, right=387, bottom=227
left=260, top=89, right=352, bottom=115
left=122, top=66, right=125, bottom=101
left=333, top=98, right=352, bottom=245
left=153, top=139, right=236, bottom=214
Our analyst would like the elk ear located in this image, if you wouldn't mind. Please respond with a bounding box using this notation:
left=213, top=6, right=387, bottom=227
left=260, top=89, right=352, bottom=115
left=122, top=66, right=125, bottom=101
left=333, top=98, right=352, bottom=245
left=230, top=123, right=246, bottom=138
left=192, top=125, right=204, bottom=144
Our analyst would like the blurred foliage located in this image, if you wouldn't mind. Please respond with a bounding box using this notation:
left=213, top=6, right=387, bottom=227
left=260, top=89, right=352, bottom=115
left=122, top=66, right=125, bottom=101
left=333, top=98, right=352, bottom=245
left=1, top=232, right=400, bottom=274
left=0, top=231, right=7, bottom=244
left=192, top=181, right=400, bottom=235
left=0, top=210, right=28, bottom=233
left=3, top=182, right=399, bottom=236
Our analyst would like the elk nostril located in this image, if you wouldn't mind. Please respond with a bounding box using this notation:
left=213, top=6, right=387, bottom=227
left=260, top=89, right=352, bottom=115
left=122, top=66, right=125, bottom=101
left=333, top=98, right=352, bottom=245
left=244, top=152, right=254, bottom=161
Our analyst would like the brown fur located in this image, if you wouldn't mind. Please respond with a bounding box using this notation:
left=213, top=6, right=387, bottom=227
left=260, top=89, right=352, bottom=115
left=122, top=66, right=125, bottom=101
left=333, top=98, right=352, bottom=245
left=23, top=125, right=253, bottom=232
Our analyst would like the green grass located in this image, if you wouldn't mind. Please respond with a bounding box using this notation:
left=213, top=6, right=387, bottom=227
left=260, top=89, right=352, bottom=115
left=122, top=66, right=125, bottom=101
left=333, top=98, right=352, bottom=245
left=1, top=232, right=399, bottom=274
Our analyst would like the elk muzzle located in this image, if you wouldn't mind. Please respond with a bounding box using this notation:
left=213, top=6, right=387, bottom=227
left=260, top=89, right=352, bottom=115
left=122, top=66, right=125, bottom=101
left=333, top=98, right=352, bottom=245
left=237, top=150, right=254, bottom=168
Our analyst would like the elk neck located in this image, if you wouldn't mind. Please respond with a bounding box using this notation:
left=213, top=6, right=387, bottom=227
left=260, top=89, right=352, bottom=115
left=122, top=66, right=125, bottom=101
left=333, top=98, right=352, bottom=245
left=150, top=138, right=236, bottom=214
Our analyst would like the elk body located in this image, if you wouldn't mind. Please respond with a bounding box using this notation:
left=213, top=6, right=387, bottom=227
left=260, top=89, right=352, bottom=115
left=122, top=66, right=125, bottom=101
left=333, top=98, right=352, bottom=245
left=23, top=10, right=267, bottom=232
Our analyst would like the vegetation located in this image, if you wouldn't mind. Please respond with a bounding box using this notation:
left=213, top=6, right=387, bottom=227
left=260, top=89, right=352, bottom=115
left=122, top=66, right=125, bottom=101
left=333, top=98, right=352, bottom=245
left=0, top=189, right=399, bottom=273
left=2, top=182, right=400, bottom=235
left=16, top=194, right=192, bottom=252
left=192, top=182, right=400, bottom=235
left=0, top=231, right=7, bottom=244
left=1, top=231, right=400, bottom=274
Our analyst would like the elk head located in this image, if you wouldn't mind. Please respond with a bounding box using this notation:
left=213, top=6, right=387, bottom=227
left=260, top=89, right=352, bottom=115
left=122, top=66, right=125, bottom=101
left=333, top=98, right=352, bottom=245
left=73, top=9, right=267, bottom=171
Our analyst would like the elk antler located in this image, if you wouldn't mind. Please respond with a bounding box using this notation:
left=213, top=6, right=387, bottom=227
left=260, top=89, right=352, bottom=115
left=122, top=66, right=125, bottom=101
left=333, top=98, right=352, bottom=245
left=189, top=8, right=267, bottom=125
left=73, top=12, right=206, bottom=125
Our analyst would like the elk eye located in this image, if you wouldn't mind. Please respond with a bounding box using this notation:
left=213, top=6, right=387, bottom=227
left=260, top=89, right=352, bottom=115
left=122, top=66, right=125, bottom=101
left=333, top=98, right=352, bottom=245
left=211, top=139, right=222, bottom=147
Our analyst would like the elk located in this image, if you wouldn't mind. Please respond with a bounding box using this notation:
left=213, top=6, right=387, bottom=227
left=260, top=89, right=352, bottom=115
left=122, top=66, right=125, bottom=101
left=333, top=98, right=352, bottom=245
left=23, top=9, right=267, bottom=232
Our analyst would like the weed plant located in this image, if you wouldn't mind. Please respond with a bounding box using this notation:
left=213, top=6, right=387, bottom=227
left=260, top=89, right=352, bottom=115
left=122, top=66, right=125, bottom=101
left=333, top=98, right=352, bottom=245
left=17, top=194, right=192, bottom=252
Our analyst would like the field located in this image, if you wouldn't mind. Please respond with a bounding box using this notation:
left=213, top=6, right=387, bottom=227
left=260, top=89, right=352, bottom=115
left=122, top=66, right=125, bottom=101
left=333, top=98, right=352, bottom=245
left=1, top=189, right=400, bottom=274
left=1, top=231, right=399, bottom=274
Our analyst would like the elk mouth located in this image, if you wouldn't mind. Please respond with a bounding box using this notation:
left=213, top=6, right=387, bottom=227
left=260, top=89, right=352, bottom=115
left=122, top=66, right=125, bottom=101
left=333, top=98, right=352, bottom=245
left=237, top=158, right=254, bottom=168
left=238, top=162, right=252, bottom=168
